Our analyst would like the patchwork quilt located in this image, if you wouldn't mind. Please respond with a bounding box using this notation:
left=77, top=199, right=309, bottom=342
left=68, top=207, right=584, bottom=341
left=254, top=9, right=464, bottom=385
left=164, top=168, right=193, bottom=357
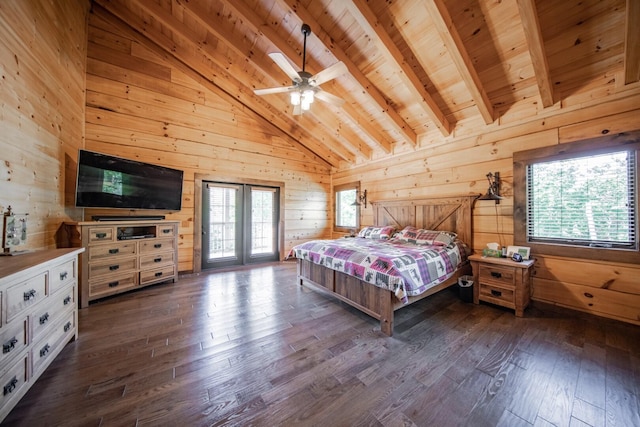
left=289, top=237, right=467, bottom=304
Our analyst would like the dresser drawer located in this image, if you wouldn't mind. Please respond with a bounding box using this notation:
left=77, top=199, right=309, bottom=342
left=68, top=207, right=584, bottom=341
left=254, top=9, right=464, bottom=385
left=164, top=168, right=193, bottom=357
left=31, top=312, right=75, bottom=377
left=6, top=273, right=47, bottom=322
left=31, top=285, right=75, bottom=342
left=139, top=251, right=175, bottom=270
left=89, top=272, right=137, bottom=298
left=88, top=227, right=114, bottom=243
left=49, top=258, right=76, bottom=295
left=140, top=265, right=175, bottom=285
left=0, top=354, right=28, bottom=412
left=0, top=319, right=27, bottom=367
left=478, top=264, right=516, bottom=288
left=139, top=238, right=174, bottom=254
left=157, top=224, right=176, bottom=238
left=88, top=257, right=137, bottom=279
left=88, top=241, right=137, bottom=261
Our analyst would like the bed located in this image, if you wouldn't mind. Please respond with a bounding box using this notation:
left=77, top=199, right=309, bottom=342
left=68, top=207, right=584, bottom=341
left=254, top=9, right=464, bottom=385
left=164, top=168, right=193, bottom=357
left=291, top=195, right=476, bottom=336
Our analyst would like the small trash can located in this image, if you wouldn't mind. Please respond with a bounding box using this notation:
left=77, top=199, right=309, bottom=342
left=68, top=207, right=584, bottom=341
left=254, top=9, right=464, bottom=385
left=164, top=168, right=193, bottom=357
left=458, top=275, right=474, bottom=303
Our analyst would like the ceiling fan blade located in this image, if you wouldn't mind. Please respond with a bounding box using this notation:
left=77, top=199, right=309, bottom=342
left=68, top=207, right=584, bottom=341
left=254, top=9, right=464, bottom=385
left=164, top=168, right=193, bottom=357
left=315, top=90, right=345, bottom=107
left=268, top=52, right=302, bottom=83
left=254, top=85, right=296, bottom=96
left=310, top=61, right=347, bottom=86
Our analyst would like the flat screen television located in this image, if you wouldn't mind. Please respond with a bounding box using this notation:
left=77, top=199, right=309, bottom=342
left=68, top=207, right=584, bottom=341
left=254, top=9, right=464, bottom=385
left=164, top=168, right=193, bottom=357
left=75, top=149, right=184, bottom=211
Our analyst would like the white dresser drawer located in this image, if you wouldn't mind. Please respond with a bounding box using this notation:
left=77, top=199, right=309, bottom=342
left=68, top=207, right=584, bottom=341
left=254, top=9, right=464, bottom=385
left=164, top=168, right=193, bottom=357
left=6, top=273, right=47, bottom=323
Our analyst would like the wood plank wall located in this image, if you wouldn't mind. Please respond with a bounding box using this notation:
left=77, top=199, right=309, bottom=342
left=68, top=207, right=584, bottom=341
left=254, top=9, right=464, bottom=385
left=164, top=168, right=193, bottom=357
left=333, top=97, right=640, bottom=326
left=0, top=0, right=90, bottom=249
left=84, top=7, right=333, bottom=272
left=2, top=1, right=639, bottom=327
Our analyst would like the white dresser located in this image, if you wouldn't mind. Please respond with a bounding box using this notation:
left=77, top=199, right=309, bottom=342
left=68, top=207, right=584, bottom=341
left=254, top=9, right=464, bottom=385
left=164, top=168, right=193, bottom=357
left=0, top=248, right=83, bottom=422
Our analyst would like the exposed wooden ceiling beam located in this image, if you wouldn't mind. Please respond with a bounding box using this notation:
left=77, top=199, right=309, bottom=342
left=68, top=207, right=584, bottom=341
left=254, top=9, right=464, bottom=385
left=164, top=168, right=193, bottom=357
left=93, top=0, right=343, bottom=167
left=517, top=0, right=554, bottom=108
left=171, top=1, right=365, bottom=163
left=425, top=0, right=495, bottom=125
left=219, top=0, right=392, bottom=155
left=347, top=0, right=452, bottom=137
left=278, top=0, right=419, bottom=147
left=625, top=0, right=640, bottom=84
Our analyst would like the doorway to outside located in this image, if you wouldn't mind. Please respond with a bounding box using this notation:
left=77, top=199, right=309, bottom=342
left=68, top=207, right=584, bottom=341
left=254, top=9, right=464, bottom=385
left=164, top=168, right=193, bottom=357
left=201, top=182, right=280, bottom=270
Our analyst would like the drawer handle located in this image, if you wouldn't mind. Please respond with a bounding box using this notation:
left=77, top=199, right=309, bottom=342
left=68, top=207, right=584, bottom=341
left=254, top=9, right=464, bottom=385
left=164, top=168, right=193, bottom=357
left=23, top=289, right=37, bottom=301
left=3, top=377, right=18, bottom=395
left=491, top=290, right=502, bottom=297
left=108, top=248, right=119, bottom=254
left=96, top=233, right=107, bottom=239
left=155, top=272, right=163, bottom=277
left=64, top=296, right=72, bottom=305
left=39, top=312, right=50, bottom=325
left=490, top=272, right=502, bottom=279
left=40, top=343, right=50, bottom=357
left=109, top=265, right=120, bottom=271
left=64, top=321, right=72, bottom=332
left=154, top=257, right=162, bottom=263
left=59, top=271, right=68, bottom=280
left=154, top=243, right=162, bottom=249
left=108, top=281, right=119, bottom=288
left=3, top=337, right=18, bottom=354
left=162, top=229, right=170, bottom=234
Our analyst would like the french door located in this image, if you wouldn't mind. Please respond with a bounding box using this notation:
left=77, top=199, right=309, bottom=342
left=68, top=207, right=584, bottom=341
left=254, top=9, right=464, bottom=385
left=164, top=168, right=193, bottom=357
left=202, top=182, right=280, bottom=270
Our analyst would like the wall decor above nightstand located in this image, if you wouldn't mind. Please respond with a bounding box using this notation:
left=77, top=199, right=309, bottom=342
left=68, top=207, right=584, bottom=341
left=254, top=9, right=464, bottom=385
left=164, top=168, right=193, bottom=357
left=468, top=253, right=535, bottom=317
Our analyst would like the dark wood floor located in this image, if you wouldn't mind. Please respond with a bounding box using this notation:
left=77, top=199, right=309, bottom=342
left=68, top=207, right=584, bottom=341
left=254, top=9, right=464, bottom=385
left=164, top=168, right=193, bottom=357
left=4, top=261, right=639, bottom=426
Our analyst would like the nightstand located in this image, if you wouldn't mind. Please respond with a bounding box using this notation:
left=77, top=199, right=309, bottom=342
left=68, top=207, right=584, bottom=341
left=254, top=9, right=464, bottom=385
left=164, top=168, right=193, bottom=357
left=468, top=254, right=535, bottom=317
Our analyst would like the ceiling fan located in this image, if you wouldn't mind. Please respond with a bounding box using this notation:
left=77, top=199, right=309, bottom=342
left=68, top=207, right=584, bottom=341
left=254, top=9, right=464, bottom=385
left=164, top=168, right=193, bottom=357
left=254, top=23, right=347, bottom=115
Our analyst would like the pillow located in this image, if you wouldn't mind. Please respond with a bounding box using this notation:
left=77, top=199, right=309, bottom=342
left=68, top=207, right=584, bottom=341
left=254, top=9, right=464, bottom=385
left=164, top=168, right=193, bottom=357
left=396, top=226, right=457, bottom=246
left=357, top=225, right=395, bottom=240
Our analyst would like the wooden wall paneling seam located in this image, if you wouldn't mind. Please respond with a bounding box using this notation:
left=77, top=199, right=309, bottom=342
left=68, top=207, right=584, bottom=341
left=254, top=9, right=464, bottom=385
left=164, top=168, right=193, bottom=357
left=90, top=1, right=342, bottom=168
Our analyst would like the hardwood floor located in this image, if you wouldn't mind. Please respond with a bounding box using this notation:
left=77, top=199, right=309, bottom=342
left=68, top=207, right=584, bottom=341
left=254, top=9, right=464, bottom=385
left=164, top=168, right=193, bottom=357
left=4, top=261, right=640, bottom=426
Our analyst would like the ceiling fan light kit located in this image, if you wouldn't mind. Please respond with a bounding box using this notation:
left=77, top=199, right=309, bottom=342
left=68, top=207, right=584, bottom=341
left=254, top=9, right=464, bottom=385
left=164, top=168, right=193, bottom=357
left=254, top=23, right=346, bottom=115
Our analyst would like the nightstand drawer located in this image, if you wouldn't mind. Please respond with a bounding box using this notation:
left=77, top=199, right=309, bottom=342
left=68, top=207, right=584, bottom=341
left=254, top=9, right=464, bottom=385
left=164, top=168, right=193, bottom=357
left=479, top=283, right=515, bottom=308
left=478, top=264, right=516, bottom=287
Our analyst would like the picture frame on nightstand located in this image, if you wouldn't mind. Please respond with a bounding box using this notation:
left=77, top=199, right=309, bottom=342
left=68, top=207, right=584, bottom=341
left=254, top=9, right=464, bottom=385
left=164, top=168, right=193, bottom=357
left=506, top=245, right=530, bottom=260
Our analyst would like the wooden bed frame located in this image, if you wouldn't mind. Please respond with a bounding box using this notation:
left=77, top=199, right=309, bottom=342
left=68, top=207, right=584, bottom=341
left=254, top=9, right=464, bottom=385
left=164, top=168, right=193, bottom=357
left=297, top=195, right=477, bottom=336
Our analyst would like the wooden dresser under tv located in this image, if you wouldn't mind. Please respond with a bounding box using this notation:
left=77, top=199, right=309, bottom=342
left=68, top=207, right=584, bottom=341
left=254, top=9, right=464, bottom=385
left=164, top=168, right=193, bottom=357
left=59, top=219, right=179, bottom=308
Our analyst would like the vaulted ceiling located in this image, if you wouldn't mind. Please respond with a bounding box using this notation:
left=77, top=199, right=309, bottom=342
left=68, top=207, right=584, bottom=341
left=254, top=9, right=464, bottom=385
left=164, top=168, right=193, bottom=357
left=93, top=0, right=639, bottom=169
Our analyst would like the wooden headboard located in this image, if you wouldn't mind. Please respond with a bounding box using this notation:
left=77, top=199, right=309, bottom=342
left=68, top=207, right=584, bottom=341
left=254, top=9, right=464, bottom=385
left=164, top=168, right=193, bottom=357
left=372, top=195, right=477, bottom=247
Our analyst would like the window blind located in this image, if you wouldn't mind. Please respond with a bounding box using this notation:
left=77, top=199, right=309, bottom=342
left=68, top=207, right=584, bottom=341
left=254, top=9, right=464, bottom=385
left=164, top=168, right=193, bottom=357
left=526, top=150, right=636, bottom=249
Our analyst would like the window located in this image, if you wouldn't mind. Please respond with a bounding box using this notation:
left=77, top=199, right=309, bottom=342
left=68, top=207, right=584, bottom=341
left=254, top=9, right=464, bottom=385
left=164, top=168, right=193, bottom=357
left=513, top=131, right=640, bottom=264
left=334, top=183, right=360, bottom=232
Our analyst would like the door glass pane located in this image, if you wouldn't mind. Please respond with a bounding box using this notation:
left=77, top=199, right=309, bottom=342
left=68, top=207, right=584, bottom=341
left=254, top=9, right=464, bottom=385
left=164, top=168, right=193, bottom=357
left=251, top=189, right=274, bottom=255
left=208, top=186, right=237, bottom=259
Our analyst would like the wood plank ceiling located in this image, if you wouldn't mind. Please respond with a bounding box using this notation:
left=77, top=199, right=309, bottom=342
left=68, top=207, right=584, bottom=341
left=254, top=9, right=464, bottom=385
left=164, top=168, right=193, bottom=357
left=93, top=0, right=639, bottom=169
